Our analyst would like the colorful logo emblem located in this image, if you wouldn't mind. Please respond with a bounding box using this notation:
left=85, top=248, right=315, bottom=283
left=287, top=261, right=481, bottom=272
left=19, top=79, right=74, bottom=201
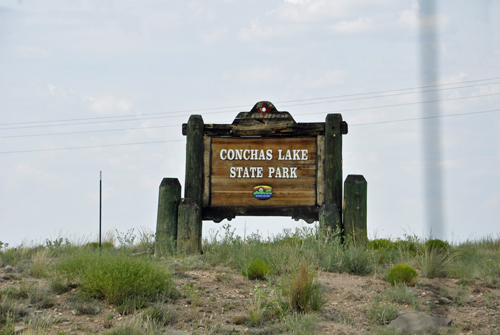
left=253, top=185, right=273, bottom=200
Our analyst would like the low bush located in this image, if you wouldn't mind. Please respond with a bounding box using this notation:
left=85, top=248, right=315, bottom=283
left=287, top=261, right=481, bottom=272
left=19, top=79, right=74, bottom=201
left=29, top=248, right=52, bottom=278
left=141, top=303, right=176, bottom=326
left=366, top=295, right=398, bottom=325
left=418, top=248, right=453, bottom=279
left=54, top=249, right=177, bottom=306
left=289, top=265, right=313, bottom=312
left=28, top=287, right=55, bottom=309
left=368, top=239, right=394, bottom=250
left=281, top=264, right=326, bottom=313
left=392, top=240, right=419, bottom=254
left=340, top=245, right=374, bottom=275
left=242, top=258, right=272, bottom=280
left=0, top=296, right=28, bottom=325
left=425, top=239, right=451, bottom=252
left=105, top=316, right=162, bottom=335
left=383, top=283, right=418, bottom=309
left=386, top=264, right=418, bottom=286
left=282, top=313, right=319, bottom=335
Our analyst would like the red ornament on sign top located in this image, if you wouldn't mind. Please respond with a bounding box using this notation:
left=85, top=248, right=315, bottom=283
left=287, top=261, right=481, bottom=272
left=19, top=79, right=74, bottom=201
left=261, top=103, right=267, bottom=116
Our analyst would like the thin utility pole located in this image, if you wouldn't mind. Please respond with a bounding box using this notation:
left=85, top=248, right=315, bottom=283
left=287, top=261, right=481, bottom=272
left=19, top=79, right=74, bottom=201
left=420, top=1, right=444, bottom=240
left=99, top=171, right=102, bottom=248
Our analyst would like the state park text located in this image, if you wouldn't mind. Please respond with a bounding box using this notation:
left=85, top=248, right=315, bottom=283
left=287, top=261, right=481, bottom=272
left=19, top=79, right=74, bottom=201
left=219, top=148, right=309, bottom=179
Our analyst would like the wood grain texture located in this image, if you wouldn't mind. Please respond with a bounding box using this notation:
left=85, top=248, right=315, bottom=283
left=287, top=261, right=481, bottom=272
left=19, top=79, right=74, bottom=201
left=203, top=136, right=211, bottom=207
left=343, top=175, right=367, bottom=246
left=184, top=115, right=204, bottom=205
left=155, top=178, right=181, bottom=255
left=210, top=137, right=317, bottom=206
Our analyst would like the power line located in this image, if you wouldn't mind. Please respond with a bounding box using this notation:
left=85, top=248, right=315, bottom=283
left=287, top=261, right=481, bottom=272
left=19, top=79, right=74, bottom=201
left=350, top=108, right=500, bottom=127
left=0, top=124, right=179, bottom=139
left=1, top=107, right=499, bottom=155
left=2, top=90, right=499, bottom=132
left=294, top=91, right=500, bottom=116
left=1, top=76, right=499, bottom=128
left=0, top=139, right=184, bottom=154
left=279, top=80, right=500, bottom=108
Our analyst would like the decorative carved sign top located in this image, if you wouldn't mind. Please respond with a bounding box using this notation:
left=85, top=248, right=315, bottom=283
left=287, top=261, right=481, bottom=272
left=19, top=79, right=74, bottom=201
left=232, top=101, right=296, bottom=126
left=182, top=101, right=347, bottom=138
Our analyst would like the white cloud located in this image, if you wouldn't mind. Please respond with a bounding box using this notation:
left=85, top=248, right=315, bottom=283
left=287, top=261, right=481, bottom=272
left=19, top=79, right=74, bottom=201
left=238, top=18, right=283, bottom=41
left=237, top=66, right=282, bottom=83
left=14, top=163, right=52, bottom=180
left=439, top=73, right=468, bottom=85
left=200, top=28, right=227, bottom=44
left=188, top=2, right=216, bottom=21
left=331, top=17, right=371, bottom=34
left=398, top=1, right=419, bottom=28
left=48, top=83, right=67, bottom=97
left=288, top=70, right=347, bottom=90
left=276, top=0, right=351, bottom=22
left=275, top=0, right=390, bottom=22
left=15, top=46, right=51, bottom=60
left=482, top=192, right=500, bottom=209
left=83, top=95, right=133, bottom=115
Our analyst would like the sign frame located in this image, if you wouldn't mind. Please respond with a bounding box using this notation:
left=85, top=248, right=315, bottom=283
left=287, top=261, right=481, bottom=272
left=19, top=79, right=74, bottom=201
left=181, top=101, right=348, bottom=224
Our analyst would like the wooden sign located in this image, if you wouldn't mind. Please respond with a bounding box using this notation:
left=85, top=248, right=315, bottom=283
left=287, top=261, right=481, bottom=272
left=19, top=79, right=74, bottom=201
left=181, top=101, right=347, bottom=224
left=210, top=137, right=317, bottom=207
left=156, top=101, right=369, bottom=256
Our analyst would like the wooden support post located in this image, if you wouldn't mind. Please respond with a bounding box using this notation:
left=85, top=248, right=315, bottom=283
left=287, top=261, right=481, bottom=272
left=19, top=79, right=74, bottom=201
left=321, top=114, right=343, bottom=233
left=343, top=175, right=367, bottom=246
left=155, top=178, right=181, bottom=257
left=319, top=204, right=341, bottom=235
left=179, top=115, right=204, bottom=254
left=177, top=199, right=202, bottom=255
left=184, top=115, right=204, bottom=205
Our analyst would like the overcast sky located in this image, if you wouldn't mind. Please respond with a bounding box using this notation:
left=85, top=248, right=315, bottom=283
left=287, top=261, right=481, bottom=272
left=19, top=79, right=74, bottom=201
left=1, top=0, right=499, bottom=247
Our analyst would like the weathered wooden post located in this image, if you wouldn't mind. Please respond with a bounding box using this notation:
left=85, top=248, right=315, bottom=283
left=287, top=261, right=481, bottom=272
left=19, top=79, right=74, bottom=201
left=177, top=199, right=202, bottom=255
left=320, top=113, right=343, bottom=234
left=343, top=175, right=367, bottom=246
left=155, top=178, right=181, bottom=257
left=178, top=115, right=204, bottom=254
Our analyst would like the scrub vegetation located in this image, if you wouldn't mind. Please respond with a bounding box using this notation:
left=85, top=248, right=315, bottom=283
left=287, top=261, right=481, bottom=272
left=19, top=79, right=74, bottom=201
left=0, top=226, right=499, bottom=334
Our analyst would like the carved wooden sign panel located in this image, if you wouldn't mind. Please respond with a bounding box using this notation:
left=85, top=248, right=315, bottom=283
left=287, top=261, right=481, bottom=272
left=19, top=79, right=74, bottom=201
left=210, top=137, right=317, bottom=207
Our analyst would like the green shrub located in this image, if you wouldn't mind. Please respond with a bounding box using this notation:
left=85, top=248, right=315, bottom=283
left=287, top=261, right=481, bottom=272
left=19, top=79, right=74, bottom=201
left=386, top=264, right=418, bottom=286
left=281, top=264, right=326, bottom=313
left=366, top=295, right=398, bottom=325
left=105, top=317, right=162, bottom=335
left=29, top=248, right=52, bottom=278
left=242, top=258, right=272, bottom=280
left=340, top=245, right=374, bottom=275
left=141, top=303, right=176, bottom=326
left=116, top=296, right=149, bottom=316
left=392, top=240, right=419, bottom=254
left=425, top=239, right=450, bottom=252
left=383, top=284, right=418, bottom=309
left=290, top=265, right=313, bottom=312
left=29, top=287, right=55, bottom=309
left=282, top=313, right=319, bottom=335
left=49, top=275, right=74, bottom=294
left=0, top=296, right=28, bottom=325
left=54, top=249, right=177, bottom=305
left=309, top=282, right=328, bottom=312
left=369, top=239, right=394, bottom=250
left=418, top=248, right=454, bottom=279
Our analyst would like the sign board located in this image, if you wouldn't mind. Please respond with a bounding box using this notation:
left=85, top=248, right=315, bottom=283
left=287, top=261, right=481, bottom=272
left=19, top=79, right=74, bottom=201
left=210, top=137, right=317, bottom=207
left=182, top=101, right=347, bottom=224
